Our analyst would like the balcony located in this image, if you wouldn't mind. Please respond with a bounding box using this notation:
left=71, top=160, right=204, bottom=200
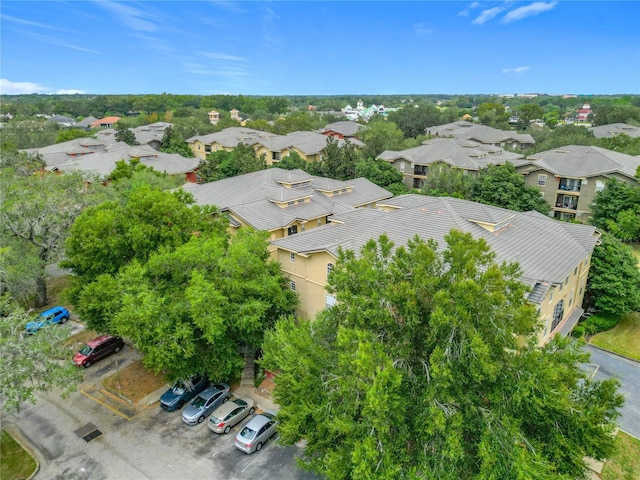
left=558, top=179, right=581, bottom=193
left=413, top=166, right=428, bottom=176
left=555, top=195, right=578, bottom=210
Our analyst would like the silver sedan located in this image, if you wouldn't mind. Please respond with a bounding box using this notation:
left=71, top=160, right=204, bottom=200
left=208, top=397, right=256, bottom=434
left=181, top=383, right=230, bottom=425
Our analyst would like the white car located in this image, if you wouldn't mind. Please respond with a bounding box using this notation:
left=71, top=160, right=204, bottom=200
left=234, top=411, right=277, bottom=453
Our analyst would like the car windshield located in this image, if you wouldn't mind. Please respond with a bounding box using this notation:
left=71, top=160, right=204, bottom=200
left=79, top=345, right=93, bottom=355
left=239, top=426, right=256, bottom=440
left=191, top=396, right=206, bottom=408
left=171, top=383, right=186, bottom=395
left=209, top=415, right=220, bottom=424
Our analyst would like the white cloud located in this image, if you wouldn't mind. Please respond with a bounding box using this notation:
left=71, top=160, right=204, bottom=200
left=502, top=66, right=530, bottom=74
left=0, top=79, right=86, bottom=95
left=0, top=79, right=50, bottom=94
left=502, top=2, right=558, bottom=23
left=55, top=89, right=87, bottom=94
left=458, top=2, right=481, bottom=17
left=472, top=6, right=506, bottom=25
left=96, top=1, right=159, bottom=32
left=413, top=22, right=433, bottom=35
left=202, top=52, right=246, bottom=62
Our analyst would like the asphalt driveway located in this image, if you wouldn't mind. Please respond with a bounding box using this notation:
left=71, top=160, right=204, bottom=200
left=583, top=344, right=640, bottom=439
left=4, top=352, right=320, bottom=480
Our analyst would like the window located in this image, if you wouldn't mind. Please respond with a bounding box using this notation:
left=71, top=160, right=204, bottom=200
left=551, top=299, right=565, bottom=331
left=287, top=225, right=298, bottom=236
left=290, top=280, right=296, bottom=291
left=399, top=162, right=405, bottom=172
left=537, top=174, right=547, bottom=186
left=574, top=266, right=578, bottom=276
left=300, top=223, right=305, bottom=232
left=290, top=252, right=295, bottom=263
left=568, top=288, right=575, bottom=307
left=327, top=263, right=334, bottom=278
left=287, top=201, right=295, bottom=206
left=317, top=218, right=322, bottom=226
left=326, top=294, right=337, bottom=308
left=272, top=152, right=281, bottom=161
left=595, top=180, right=605, bottom=192
left=549, top=290, right=554, bottom=303
left=298, top=199, right=304, bottom=204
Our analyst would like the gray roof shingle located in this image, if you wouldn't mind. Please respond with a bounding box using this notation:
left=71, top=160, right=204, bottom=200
left=271, top=195, right=600, bottom=304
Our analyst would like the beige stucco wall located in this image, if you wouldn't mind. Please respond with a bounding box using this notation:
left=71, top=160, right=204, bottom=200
left=276, top=249, right=336, bottom=320
left=536, top=254, right=591, bottom=344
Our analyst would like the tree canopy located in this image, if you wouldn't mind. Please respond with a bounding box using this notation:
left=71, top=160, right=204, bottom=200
left=197, top=143, right=266, bottom=182
left=586, top=232, right=640, bottom=316
left=590, top=179, right=640, bottom=243
left=0, top=295, right=83, bottom=413
left=471, top=163, right=550, bottom=214
left=262, top=232, right=623, bottom=480
left=63, top=187, right=297, bottom=381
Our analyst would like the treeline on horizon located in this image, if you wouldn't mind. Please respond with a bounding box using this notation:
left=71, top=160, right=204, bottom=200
left=2, top=92, right=640, bottom=120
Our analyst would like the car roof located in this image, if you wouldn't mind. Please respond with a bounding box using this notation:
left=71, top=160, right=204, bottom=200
left=40, top=306, right=66, bottom=315
left=244, top=413, right=273, bottom=430
left=199, top=384, right=227, bottom=398
left=87, top=334, right=115, bottom=346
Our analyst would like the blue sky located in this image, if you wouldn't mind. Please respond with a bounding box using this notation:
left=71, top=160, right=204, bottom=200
left=1, top=1, right=638, bottom=96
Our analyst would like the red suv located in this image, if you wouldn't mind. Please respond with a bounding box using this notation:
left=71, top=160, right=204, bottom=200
left=73, top=334, right=125, bottom=367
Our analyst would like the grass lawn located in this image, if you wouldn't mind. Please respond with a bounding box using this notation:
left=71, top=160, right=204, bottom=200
left=590, top=312, right=640, bottom=361
left=601, top=431, right=640, bottom=480
left=102, top=360, right=167, bottom=404
left=0, top=430, right=37, bottom=480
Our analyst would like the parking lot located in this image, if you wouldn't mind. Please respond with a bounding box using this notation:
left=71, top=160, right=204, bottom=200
left=4, top=340, right=320, bottom=480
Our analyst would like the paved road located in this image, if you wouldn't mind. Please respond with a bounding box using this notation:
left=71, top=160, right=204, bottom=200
left=583, top=344, right=640, bottom=438
left=4, top=354, right=320, bottom=480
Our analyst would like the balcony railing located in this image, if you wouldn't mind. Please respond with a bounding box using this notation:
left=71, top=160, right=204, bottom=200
left=558, top=182, right=580, bottom=192
left=555, top=195, right=578, bottom=210
left=414, top=167, right=428, bottom=176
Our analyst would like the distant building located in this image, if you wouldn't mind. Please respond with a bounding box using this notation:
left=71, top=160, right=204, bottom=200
left=208, top=110, right=220, bottom=125
left=90, top=116, right=121, bottom=128
left=589, top=123, right=640, bottom=139
left=426, top=121, right=535, bottom=150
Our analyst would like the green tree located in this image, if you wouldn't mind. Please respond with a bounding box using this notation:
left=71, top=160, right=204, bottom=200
left=388, top=104, right=449, bottom=138
left=1, top=171, right=104, bottom=307
left=358, top=118, right=404, bottom=159
left=590, top=179, right=640, bottom=242
left=62, top=187, right=221, bottom=288
left=55, top=129, right=95, bottom=144
left=355, top=158, right=405, bottom=192
left=472, top=163, right=550, bottom=214
left=516, top=104, right=544, bottom=130
left=114, top=122, right=138, bottom=145
left=275, top=151, right=309, bottom=171
left=263, top=232, right=623, bottom=480
left=586, top=233, right=640, bottom=315
left=197, top=143, right=267, bottom=182
left=0, top=295, right=83, bottom=413
left=159, top=125, right=193, bottom=157
left=420, top=163, right=475, bottom=198
left=596, top=134, right=640, bottom=156
left=477, top=102, right=510, bottom=128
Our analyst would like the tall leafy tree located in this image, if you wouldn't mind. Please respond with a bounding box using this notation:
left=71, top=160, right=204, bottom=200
left=477, top=102, right=510, bottom=128
left=586, top=232, right=640, bottom=315
left=358, top=118, right=404, bottom=159
left=516, top=104, right=544, bottom=130
left=355, top=158, right=405, bottom=192
left=263, top=232, right=623, bottom=480
left=471, top=163, right=550, bottom=214
left=0, top=295, right=83, bottom=413
left=159, top=125, right=193, bottom=157
left=197, top=143, right=266, bottom=182
left=420, top=163, right=475, bottom=198
left=590, top=179, right=640, bottom=242
left=1, top=170, right=104, bottom=307
left=114, top=122, right=138, bottom=145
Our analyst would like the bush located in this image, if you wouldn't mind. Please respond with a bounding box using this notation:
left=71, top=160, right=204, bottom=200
left=572, top=313, right=619, bottom=338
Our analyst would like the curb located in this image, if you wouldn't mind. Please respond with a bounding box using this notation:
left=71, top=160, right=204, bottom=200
left=585, top=342, right=640, bottom=364
left=3, top=425, right=40, bottom=480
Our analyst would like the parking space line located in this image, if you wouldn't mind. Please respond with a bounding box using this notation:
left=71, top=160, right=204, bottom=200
left=80, top=389, right=135, bottom=420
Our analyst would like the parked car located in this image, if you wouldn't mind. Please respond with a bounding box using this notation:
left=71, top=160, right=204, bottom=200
left=73, top=335, right=124, bottom=368
left=207, top=396, right=255, bottom=434
left=234, top=411, right=277, bottom=453
left=181, top=384, right=230, bottom=425
left=160, top=374, right=209, bottom=412
left=25, top=306, right=70, bottom=334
